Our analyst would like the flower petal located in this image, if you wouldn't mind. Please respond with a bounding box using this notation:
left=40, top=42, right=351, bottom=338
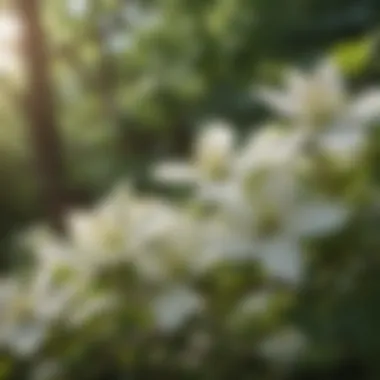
left=195, top=121, right=235, bottom=178
left=153, top=162, right=198, bottom=185
left=349, top=89, right=380, bottom=125
left=257, top=88, right=300, bottom=118
left=257, top=237, right=303, bottom=283
left=285, top=68, right=308, bottom=100
left=152, top=287, right=202, bottom=332
left=292, top=200, right=350, bottom=237
left=319, top=126, right=366, bottom=159
left=9, top=322, right=46, bottom=357
left=314, top=59, right=345, bottom=105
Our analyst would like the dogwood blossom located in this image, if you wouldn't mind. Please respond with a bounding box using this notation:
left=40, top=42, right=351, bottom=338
left=154, top=120, right=235, bottom=185
left=0, top=274, right=75, bottom=356
left=152, top=286, right=203, bottom=332
left=258, top=60, right=380, bottom=162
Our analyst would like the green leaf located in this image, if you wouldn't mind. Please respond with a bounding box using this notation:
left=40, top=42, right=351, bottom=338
left=331, top=36, right=373, bottom=76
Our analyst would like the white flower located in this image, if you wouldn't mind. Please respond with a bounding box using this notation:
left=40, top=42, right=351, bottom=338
left=252, top=195, right=349, bottom=282
left=0, top=280, right=48, bottom=357
left=195, top=121, right=235, bottom=177
left=317, top=126, right=367, bottom=162
left=189, top=219, right=256, bottom=274
left=290, top=199, right=350, bottom=237
left=258, top=59, right=346, bottom=125
left=154, top=121, right=235, bottom=185
left=236, top=126, right=306, bottom=174
left=31, top=273, right=75, bottom=322
left=6, top=322, right=46, bottom=358
left=267, top=201, right=347, bottom=281
left=154, top=161, right=198, bottom=185
left=258, top=59, right=380, bottom=161
left=132, top=203, right=200, bottom=280
left=318, top=88, right=380, bottom=163
left=231, top=155, right=349, bottom=282
left=26, top=226, right=90, bottom=288
left=256, top=236, right=303, bottom=283
left=68, top=209, right=126, bottom=258
left=67, top=185, right=134, bottom=264
left=348, top=89, right=380, bottom=126
left=129, top=200, right=185, bottom=250
left=152, top=286, right=203, bottom=332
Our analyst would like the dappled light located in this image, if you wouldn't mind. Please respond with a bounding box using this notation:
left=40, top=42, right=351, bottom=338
left=0, top=1, right=380, bottom=379
left=0, top=11, right=22, bottom=74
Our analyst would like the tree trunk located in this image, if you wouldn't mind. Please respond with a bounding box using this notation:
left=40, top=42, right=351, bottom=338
left=18, top=0, right=67, bottom=233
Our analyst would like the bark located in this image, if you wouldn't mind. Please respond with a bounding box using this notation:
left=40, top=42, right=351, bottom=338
left=18, top=0, right=67, bottom=233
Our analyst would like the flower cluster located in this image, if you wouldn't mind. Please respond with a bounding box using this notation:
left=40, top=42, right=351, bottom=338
left=1, top=59, right=380, bottom=378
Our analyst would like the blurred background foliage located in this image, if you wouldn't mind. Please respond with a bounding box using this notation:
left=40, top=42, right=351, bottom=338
left=1, top=0, right=380, bottom=240
left=0, top=0, right=380, bottom=377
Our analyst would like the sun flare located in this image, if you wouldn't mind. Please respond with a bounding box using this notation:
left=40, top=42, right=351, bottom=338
left=0, top=11, right=22, bottom=74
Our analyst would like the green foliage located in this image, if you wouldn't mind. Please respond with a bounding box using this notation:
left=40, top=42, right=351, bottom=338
left=331, top=35, right=374, bottom=76
left=0, top=0, right=379, bottom=233
left=0, top=60, right=380, bottom=379
left=0, top=2, right=380, bottom=375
